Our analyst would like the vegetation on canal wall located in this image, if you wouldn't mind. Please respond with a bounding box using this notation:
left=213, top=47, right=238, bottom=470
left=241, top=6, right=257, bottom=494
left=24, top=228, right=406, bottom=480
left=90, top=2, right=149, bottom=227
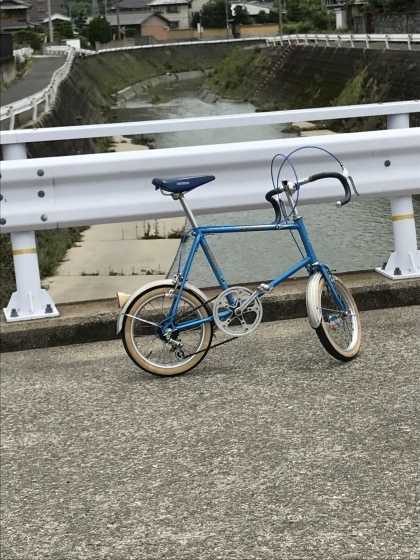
left=207, top=45, right=420, bottom=130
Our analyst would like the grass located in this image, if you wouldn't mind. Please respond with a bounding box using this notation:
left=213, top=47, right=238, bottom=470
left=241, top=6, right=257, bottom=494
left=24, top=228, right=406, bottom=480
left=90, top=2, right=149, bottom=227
left=0, top=228, right=87, bottom=310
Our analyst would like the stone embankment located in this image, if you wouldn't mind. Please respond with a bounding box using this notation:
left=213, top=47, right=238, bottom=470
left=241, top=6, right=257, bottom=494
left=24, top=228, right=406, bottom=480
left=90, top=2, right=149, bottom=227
left=30, top=43, right=420, bottom=157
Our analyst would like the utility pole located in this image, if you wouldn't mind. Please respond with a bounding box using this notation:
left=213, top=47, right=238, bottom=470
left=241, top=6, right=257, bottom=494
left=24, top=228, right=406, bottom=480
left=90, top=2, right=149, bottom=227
left=225, top=0, right=229, bottom=39
left=278, top=0, right=282, bottom=36
left=116, top=0, right=121, bottom=41
left=46, top=0, right=54, bottom=42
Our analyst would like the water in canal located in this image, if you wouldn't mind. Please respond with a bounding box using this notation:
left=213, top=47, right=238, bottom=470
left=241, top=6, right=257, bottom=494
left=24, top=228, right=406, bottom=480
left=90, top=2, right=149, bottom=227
left=116, top=77, right=420, bottom=286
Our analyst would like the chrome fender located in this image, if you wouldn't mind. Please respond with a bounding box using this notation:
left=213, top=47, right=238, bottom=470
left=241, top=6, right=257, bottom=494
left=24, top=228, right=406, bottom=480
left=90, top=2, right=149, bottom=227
left=306, top=271, right=323, bottom=329
left=116, top=279, right=210, bottom=335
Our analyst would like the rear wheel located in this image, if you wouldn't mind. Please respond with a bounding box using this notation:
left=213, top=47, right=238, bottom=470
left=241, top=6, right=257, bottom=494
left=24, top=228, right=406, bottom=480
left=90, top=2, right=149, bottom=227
left=122, top=285, right=213, bottom=376
left=309, top=275, right=361, bottom=361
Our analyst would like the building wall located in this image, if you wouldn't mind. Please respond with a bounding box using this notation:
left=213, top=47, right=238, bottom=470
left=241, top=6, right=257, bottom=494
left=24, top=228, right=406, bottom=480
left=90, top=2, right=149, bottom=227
left=0, top=58, right=16, bottom=84
left=142, top=21, right=168, bottom=40
left=374, top=12, right=420, bottom=33
left=168, top=23, right=278, bottom=41
left=353, top=12, right=420, bottom=33
left=239, top=24, right=278, bottom=36
left=1, top=7, right=28, bottom=24
left=152, top=5, right=191, bottom=29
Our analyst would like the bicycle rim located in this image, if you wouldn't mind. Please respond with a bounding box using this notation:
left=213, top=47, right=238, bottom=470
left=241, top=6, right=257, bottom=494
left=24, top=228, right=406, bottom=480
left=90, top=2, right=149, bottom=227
left=315, top=276, right=361, bottom=361
left=122, top=286, right=213, bottom=376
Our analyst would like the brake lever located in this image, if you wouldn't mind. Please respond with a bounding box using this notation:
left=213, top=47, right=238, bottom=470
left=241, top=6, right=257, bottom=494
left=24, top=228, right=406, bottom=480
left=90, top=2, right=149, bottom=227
left=341, top=167, right=359, bottom=196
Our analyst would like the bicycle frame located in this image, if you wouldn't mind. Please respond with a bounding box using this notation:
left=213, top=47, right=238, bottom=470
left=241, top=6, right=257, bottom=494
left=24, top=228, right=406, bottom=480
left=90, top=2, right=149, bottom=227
left=165, top=214, right=346, bottom=333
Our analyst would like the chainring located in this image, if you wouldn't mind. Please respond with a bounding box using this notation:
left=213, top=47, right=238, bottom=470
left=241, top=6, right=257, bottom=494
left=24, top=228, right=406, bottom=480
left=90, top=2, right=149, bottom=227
left=213, top=286, right=263, bottom=336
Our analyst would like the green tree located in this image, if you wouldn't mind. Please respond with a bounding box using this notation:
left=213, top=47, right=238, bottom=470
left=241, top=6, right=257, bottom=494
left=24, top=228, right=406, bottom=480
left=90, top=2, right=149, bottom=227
left=74, top=10, right=88, bottom=34
left=87, top=16, right=112, bottom=46
left=281, top=0, right=334, bottom=31
left=54, top=21, right=74, bottom=40
left=201, top=0, right=232, bottom=28
left=11, top=30, right=43, bottom=51
left=232, top=5, right=252, bottom=25
left=256, top=10, right=270, bottom=24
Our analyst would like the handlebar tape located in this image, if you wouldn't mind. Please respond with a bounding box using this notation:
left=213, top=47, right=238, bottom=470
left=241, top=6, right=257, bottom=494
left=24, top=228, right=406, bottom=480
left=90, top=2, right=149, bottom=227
left=307, top=172, right=352, bottom=207
left=265, top=172, right=352, bottom=221
left=265, top=188, right=283, bottom=222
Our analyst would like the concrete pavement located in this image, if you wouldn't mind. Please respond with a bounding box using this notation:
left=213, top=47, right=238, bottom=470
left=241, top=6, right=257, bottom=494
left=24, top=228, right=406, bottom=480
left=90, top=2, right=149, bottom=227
left=1, top=305, right=419, bottom=559
left=1, top=55, right=67, bottom=107
left=43, top=218, right=186, bottom=304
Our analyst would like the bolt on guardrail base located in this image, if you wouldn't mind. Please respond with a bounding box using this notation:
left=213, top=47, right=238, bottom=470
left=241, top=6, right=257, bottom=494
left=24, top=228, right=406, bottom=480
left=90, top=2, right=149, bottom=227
left=3, top=290, right=59, bottom=322
left=376, top=250, right=420, bottom=280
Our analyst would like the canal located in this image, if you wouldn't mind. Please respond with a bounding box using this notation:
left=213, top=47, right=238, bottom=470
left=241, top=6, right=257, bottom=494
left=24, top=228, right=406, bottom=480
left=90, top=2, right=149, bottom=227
left=115, top=76, right=420, bottom=286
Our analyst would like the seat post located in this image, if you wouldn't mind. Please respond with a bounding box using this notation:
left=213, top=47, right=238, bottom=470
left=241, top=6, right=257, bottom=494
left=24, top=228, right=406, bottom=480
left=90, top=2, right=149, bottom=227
left=178, top=194, right=199, bottom=228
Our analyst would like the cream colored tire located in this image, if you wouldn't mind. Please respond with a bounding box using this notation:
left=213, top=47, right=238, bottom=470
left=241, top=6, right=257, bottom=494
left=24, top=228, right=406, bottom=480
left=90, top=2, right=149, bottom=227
left=122, top=285, right=213, bottom=376
left=307, top=274, right=361, bottom=361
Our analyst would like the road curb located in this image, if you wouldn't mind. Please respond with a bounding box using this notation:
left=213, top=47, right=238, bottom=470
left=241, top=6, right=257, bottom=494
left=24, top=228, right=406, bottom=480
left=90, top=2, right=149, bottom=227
left=1, top=273, right=420, bottom=353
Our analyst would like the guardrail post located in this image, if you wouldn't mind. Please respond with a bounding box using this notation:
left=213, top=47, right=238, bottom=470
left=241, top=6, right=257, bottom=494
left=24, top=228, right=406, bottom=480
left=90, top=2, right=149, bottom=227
left=2, top=143, right=59, bottom=322
left=407, top=34, right=412, bottom=51
left=376, top=113, right=420, bottom=280
left=8, top=107, right=15, bottom=131
left=31, top=98, right=37, bottom=121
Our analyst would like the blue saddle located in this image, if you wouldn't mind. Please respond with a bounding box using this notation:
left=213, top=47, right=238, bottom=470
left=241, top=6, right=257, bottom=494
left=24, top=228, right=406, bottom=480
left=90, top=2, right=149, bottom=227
left=152, top=175, right=215, bottom=193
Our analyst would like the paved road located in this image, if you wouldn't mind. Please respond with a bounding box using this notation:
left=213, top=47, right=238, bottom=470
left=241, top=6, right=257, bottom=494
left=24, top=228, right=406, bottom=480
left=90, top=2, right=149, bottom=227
left=1, top=55, right=66, bottom=107
left=1, top=306, right=419, bottom=560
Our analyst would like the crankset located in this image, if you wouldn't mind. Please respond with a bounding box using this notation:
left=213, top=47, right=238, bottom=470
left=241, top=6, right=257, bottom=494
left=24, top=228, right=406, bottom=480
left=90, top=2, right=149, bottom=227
left=213, top=286, right=263, bottom=336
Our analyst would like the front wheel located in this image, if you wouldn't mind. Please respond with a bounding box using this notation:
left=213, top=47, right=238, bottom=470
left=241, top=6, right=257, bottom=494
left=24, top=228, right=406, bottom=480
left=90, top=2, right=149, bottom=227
left=307, top=273, right=361, bottom=361
left=122, top=285, right=213, bottom=376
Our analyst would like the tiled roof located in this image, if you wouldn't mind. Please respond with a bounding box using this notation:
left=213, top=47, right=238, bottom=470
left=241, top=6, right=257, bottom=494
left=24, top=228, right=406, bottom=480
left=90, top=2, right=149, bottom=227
left=0, top=0, right=31, bottom=9
left=106, top=11, right=169, bottom=24
left=148, top=0, right=190, bottom=6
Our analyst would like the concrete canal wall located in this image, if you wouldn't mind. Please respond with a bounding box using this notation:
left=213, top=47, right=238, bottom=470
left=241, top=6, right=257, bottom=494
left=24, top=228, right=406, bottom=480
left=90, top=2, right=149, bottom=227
left=29, top=43, right=420, bottom=157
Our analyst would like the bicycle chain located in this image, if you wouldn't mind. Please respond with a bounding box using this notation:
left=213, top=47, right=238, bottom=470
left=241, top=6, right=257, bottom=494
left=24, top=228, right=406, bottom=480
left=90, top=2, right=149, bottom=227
left=170, top=291, right=238, bottom=359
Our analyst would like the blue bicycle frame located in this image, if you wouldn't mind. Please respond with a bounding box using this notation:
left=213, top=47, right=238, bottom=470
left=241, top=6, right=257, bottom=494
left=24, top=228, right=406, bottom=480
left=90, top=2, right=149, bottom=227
left=164, top=214, right=346, bottom=332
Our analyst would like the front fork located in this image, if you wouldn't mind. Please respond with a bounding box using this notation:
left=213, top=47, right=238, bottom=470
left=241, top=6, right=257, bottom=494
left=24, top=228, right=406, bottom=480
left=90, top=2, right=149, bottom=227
left=317, top=265, right=347, bottom=314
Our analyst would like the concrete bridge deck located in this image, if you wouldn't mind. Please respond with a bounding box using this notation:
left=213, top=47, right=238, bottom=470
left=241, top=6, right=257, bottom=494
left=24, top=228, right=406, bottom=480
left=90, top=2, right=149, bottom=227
left=1, top=300, right=419, bottom=559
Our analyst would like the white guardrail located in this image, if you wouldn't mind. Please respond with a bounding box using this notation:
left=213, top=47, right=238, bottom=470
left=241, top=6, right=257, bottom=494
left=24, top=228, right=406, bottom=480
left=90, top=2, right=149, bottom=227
left=266, top=33, right=420, bottom=50
left=1, top=101, right=420, bottom=321
left=0, top=47, right=76, bottom=130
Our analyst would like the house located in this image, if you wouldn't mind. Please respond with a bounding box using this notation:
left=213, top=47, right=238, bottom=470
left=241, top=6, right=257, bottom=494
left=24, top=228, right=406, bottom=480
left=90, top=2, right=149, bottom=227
left=105, top=11, right=171, bottom=42
left=148, top=0, right=191, bottom=29
left=28, top=0, right=65, bottom=24
left=324, top=0, right=355, bottom=28
left=108, top=0, right=152, bottom=14
left=0, top=0, right=34, bottom=30
left=41, top=12, right=71, bottom=29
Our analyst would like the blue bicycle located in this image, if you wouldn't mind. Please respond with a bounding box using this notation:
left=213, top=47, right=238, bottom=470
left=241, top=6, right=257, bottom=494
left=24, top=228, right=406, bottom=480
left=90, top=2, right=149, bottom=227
left=117, top=164, right=362, bottom=376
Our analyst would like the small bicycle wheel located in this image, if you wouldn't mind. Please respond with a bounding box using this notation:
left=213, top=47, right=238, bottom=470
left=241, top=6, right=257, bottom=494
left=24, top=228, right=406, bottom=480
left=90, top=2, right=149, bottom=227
left=311, top=275, right=361, bottom=361
left=122, top=285, right=213, bottom=376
